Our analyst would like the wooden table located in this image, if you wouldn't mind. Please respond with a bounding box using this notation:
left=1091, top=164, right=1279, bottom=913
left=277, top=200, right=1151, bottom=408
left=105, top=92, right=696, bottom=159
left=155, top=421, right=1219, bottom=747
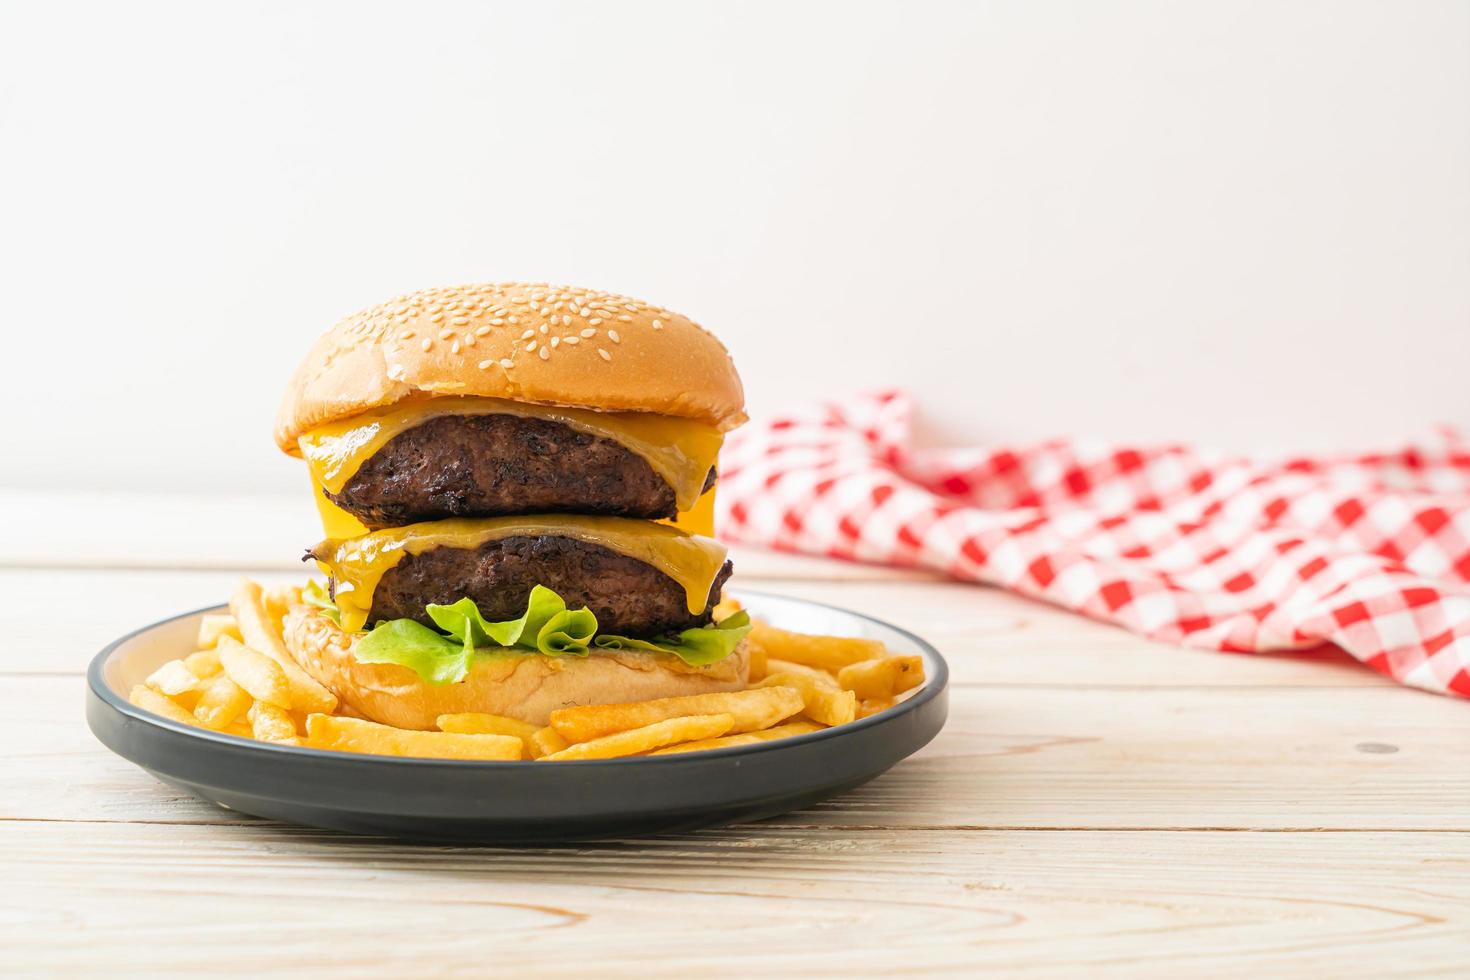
left=5, top=492, right=1467, bottom=976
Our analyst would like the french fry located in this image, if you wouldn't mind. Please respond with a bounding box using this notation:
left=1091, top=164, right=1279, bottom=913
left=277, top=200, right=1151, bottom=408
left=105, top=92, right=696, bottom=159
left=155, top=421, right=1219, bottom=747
left=229, top=579, right=338, bottom=714
left=262, top=584, right=303, bottom=621
left=765, top=658, right=840, bottom=687
left=146, top=659, right=205, bottom=698
left=550, top=688, right=804, bottom=744
left=248, top=701, right=300, bottom=744
left=437, top=713, right=539, bottom=742
left=837, top=656, right=925, bottom=700
left=530, top=726, right=569, bottom=758
left=217, top=636, right=293, bottom=709
left=653, top=733, right=766, bottom=753
left=128, top=685, right=198, bottom=726
left=747, top=640, right=768, bottom=681
left=192, top=673, right=252, bottom=730
left=196, top=614, right=242, bottom=649
left=650, top=719, right=825, bottom=755
left=541, top=714, right=734, bottom=761
left=857, top=697, right=895, bottom=719
left=757, top=672, right=856, bottom=727
left=184, top=649, right=222, bottom=679
left=230, top=579, right=289, bottom=656
left=751, top=719, right=825, bottom=740
left=749, top=620, right=886, bottom=673
left=712, top=595, right=743, bottom=621
left=275, top=663, right=338, bottom=715
left=305, top=714, right=521, bottom=760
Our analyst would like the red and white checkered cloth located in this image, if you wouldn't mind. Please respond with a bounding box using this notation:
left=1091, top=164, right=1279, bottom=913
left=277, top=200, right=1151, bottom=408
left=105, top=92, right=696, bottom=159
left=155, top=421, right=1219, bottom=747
left=716, top=390, right=1470, bottom=698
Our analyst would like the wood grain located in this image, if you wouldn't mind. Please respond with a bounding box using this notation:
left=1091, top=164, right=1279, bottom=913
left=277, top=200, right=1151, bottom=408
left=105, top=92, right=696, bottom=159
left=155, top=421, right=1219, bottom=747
left=4, top=821, right=1465, bottom=977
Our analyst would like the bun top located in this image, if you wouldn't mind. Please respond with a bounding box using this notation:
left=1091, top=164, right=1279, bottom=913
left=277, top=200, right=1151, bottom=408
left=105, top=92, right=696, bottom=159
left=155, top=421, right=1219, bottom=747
left=275, top=282, right=746, bottom=453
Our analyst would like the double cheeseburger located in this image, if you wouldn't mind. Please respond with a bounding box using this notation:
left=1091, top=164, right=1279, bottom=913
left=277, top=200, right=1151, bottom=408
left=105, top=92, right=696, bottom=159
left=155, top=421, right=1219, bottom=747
left=274, top=282, right=749, bottom=728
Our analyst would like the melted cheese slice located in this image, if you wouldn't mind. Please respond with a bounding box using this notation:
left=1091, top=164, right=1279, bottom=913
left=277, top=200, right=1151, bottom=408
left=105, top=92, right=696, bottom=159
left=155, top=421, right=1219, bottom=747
left=313, top=515, right=730, bottom=633
left=297, top=396, right=724, bottom=513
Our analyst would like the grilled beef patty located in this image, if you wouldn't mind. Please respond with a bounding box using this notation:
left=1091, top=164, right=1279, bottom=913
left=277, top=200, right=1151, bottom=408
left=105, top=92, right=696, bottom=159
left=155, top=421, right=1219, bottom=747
left=326, top=414, right=715, bottom=529
left=355, top=534, right=733, bottom=638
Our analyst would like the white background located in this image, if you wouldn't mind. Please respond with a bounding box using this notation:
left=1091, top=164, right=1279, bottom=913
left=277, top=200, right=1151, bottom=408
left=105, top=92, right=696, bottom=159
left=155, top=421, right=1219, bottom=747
left=2, top=1, right=1467, bottom=498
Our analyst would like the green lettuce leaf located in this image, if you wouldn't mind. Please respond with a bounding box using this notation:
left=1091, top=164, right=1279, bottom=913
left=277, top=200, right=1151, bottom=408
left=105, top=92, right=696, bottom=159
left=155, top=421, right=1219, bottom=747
left=352, top=586, right=596, bottom=685
left=426, top=586, right=596, bottom=658
left=348, top=586, right=745, bottom=685
left=595, top=610, right=752, bottom=667
left=354, top=618, right=471, bottom=684
left=302, top=579, right=340, bottom=624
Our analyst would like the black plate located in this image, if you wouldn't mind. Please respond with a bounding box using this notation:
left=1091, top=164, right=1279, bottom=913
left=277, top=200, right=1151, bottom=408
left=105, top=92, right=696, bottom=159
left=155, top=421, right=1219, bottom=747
left=86, top=590, right=948, bottom=842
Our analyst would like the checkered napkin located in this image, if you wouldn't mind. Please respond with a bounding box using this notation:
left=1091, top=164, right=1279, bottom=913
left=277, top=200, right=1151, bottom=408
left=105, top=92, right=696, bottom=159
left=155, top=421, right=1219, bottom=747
left=716, top=390, right=1470, bottom=698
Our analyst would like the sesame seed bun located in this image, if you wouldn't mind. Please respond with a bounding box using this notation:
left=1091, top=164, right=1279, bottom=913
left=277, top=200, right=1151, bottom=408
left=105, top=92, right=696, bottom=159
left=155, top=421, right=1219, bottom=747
left=275, top=281, right=746, bottom=453
left=282, top=605, right=751, bottom=729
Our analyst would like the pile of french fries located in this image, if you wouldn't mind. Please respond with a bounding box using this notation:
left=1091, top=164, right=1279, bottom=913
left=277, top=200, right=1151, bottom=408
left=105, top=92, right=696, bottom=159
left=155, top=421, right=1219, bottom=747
left=129, top=581, right=926, bottom=761
left=129, top=580, right=338, bottom=746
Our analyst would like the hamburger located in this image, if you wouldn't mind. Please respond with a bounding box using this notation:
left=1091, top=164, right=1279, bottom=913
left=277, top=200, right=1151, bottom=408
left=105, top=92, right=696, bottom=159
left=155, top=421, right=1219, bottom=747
left=274, top=282, right=749, bottom=728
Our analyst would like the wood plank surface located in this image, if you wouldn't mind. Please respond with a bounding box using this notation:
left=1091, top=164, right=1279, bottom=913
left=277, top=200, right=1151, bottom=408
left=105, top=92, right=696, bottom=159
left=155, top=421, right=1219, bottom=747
left=9, top=506, right=1468, bottom=976
left=4, top=821, right=1465, bottom=978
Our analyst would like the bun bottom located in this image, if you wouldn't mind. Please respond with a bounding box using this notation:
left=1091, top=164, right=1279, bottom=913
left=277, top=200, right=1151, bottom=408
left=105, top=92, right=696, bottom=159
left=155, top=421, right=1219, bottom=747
left=282, top=606, right=749, bottom=729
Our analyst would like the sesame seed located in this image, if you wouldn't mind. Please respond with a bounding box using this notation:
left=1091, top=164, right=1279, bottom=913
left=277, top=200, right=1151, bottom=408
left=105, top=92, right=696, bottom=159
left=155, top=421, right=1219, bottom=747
left=539, top=307, right=551, bottom=316
left=476, top=325, right=492, bottom=336
left=608, top=329, right=621, bottom=343
left=400, top=330, right=416, bottom=339
left=550, top=337, right=560, bottom=348
left=520, top=329, right=536, bottom=340
left=539, top=324, right=548, bottom=334
left=561, top=314, right=572, bottom=326
left=580, top=328, right=596, bottom=338
left=451, top=340, right=461, bottom=354
left=526, top=341, right=538, bottom=352
left=438, top=328, right=453, bottom=340
left=589, top=318, right=602, bottom=326
left=478, top=359, right=494, bottom=370
left=579, top=307, right=591, bottom=316
left=451, top=316, right=469, bottom=325
left=563, top=336, right=580, bottom=345
left=652, top=319, right=663, bottom=330
left=489, top=318, right=504, bottom=325
left=598, top=348, right=611, bottom=361
left=499, top=358, right=514, bottom=369
left=464, top=333, right=476, bottom=347
left=430, top=312, right=445, bottom=322
left=618, top=314, right=632, bottom=321
left=421, top=338, right=433, bottom=351
left=538, top=346, right=550, bottom=360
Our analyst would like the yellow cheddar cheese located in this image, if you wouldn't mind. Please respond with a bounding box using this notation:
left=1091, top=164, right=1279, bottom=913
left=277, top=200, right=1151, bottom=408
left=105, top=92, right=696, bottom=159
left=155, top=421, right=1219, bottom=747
left=312, top=515, right=729, bottom=633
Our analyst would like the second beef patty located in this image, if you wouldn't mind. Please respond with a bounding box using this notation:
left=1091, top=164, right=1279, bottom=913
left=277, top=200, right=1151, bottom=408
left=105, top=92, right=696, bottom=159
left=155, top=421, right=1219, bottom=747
left=355, top=534, right=734, bottom=638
